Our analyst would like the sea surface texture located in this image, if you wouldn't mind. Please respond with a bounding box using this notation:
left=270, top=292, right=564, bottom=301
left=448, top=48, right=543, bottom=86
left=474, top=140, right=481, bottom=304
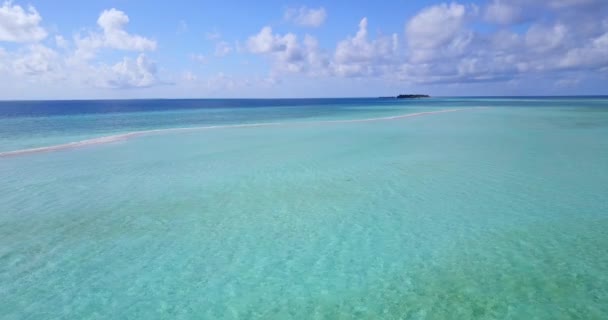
left=1, top=97, right=607, bottom=319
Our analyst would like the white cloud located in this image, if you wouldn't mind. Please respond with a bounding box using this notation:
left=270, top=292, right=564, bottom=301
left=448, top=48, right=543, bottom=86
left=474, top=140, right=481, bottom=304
left=215, top=41, right=232, bottom=57
left=394, top=1, right=607, bottom=85
left=406, top=3, right=468, bottom=49
left=405, top=3, right=473, bottom=62
left=248, top=18, right=401, bottom=78
left=96, top=54, right=161, bottom=89
left=0, top=47, right=7, bottom=73
left=55, top=35, right=68, bottom=49
left=247, top=26, right=328, bottom=74
left=0, top=7, right=169, bottom=93
left=332, top=18, right=399, bottom=77
left=0, top=43, right=64, bottom=81
left=559, top=30, right=608, bottom=69
left=2, top=0, right=608, bottom=97
left=247, top=26, right=287, bottom=54
left=301, top=35, right=329, bottom=75
left=284, top=6, right=327, bottom=27
left=12, top=44, right=60, bottom=75
left=74, top=8, right=156, bottom=60
left=526, top=23, right=567, bottom=52
left=97, top=9, right=156, bottom=51
left=546, top=0, right=603, bottom=8
left=0, top=1, right=47, bottom=42
left=483, top=0, right=608, bottom=26
left=484, top=0, right=524, bottom=25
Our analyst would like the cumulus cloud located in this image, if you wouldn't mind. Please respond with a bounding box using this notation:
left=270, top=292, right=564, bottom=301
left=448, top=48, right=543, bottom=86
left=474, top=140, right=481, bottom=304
left=483, top=0, right=608, bottom=26
left=247, top=26, right=328, bottom=74
left=525, top=23, right=568, bottom=53
left=284, top=6, right=327, bottom=27
left=328, top=1, right=605, bottom=86
left=74, top=8, right=156, bottom=60
left=405, top=3, right=473, bottom=62
left=559, top=30, right=608, bottom=69
left=96, top=8, right=156, bottom=51
left=0, top=47, right=7, bottom=74
left=397, top=1, right=608, bottom=85
left=484, top=0, right=525, bottom=25
left=247, top=26, right=288, bottom=54
left=0, top=5, right=168, bottom=92
left=248, top=0, right=606, bottom=87
left=13, top=44, right=60, bottom=75
left=0, top=1, right=47, bottom=42
left=406, top=3, right=468, bottom=49
left=0, top=43, right=65, bottom=81
left=332, top=18, right=399, bottom=77
left=249, top=7, right=583, bottom=84
left=96, top=54, right=161, bottom=89
left=545, top=0, right=605, bottom=9
left=55, top=35, right=68, bottom=49
left=247, top=18, right=401, bottom=78
left=2, top=0, right=608, bottom=96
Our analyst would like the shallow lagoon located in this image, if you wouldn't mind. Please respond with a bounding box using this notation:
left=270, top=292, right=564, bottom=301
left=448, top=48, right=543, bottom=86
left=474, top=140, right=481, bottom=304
left=1, top=98, right=607, bottom=319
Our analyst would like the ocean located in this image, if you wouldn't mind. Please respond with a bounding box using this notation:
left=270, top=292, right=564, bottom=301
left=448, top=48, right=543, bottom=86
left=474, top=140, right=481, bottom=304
left=1, top=97, right=607, bottom=319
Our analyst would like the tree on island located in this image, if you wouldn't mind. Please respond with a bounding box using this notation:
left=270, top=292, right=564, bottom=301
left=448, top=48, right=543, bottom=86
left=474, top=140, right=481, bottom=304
left=396, top=94, right=430, bottom=99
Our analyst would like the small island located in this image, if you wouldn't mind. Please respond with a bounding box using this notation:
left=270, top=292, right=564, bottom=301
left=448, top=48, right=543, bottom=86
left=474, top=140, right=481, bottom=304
left=397, top=94, right=430, bottom=99
left=378, top=94, right=430, bottom=99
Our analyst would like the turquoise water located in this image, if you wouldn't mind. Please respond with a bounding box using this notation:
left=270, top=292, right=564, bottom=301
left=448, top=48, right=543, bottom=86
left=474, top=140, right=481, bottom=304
left=1, top=98, right=608, bottom=319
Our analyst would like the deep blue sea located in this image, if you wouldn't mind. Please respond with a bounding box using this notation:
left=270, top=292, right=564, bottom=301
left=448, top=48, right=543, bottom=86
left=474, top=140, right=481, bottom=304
left=1, top=97, right=607, bottom=319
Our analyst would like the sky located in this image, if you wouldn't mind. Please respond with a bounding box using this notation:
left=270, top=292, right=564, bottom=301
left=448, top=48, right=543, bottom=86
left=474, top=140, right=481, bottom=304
left=0, top=0, right=607, bottom=99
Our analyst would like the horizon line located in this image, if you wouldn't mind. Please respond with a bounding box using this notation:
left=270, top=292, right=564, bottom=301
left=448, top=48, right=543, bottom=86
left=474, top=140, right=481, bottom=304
left=1, top=95, right=608, bottom=102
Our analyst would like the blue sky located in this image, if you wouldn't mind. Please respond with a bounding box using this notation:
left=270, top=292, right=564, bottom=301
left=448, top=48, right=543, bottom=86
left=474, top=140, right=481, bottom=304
left=0, top=0, right=607, bottom=99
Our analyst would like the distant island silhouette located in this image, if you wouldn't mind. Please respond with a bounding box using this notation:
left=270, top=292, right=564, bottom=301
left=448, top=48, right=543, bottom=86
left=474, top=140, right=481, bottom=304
left=379, top=94, right=430, bottom=99
left=397, top=94, right=430, bottom=99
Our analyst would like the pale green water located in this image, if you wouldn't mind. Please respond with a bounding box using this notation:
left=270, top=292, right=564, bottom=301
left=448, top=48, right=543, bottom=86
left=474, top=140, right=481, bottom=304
left=1, top=99, right=608, bottom=319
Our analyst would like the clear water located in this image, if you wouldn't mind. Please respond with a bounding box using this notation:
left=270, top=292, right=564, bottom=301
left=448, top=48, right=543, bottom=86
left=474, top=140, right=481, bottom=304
left=1, top=98, right=607, bottom=319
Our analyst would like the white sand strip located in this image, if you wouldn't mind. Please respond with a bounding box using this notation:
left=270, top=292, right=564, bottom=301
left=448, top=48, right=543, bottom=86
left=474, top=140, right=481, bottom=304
left=0, top=107, right=484, bottom=158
